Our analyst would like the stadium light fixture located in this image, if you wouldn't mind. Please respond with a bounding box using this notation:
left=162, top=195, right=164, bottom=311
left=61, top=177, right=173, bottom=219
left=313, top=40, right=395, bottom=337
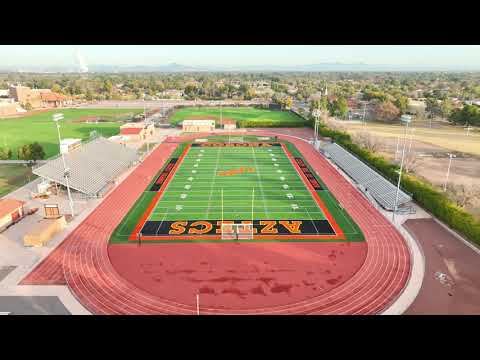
left=53, top=113, right=75, bottom=218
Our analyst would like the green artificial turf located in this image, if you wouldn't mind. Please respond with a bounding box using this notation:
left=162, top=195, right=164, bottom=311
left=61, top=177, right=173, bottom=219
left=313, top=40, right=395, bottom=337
left=169, top=107, right=308, bottom=127
left=0, top=108, right=142, bottom=159
left=110, top=136, right=364, bottom=244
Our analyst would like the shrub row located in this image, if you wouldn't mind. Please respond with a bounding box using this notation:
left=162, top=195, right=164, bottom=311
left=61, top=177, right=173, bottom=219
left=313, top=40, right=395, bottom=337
left=302, top=114, right=480, bottom=246
left=237, top=119, right=307, bottom=128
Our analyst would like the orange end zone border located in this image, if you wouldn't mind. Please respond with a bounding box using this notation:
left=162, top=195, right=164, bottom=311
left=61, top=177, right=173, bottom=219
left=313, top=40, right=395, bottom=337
left=128, top=142, right=345, bottom=241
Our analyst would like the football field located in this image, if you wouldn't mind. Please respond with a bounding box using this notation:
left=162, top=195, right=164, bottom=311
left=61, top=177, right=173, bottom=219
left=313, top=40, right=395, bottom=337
left=111, top=136, right=364, bottom=243
left=152, top=143, right=326, bottom=221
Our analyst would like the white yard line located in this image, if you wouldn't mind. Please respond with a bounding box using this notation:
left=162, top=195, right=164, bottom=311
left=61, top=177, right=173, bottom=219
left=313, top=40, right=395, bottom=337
left=251, top=146, right=270, bottom=218
left=305, top=207, right=320, bottom=234
left=205, top=148, right=222, bottom=218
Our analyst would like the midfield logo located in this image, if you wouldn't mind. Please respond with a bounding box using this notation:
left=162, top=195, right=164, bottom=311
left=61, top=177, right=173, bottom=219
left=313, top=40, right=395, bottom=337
left=217, top=167, right=255, bottom=177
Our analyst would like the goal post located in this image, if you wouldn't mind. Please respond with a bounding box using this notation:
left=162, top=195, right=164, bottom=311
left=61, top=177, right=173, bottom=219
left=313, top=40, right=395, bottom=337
left=221, top=223, right=254, bottom=240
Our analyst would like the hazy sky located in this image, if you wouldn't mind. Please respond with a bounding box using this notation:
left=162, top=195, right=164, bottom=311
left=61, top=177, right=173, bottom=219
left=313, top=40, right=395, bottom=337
left=0, top=45, right=479, bottom=67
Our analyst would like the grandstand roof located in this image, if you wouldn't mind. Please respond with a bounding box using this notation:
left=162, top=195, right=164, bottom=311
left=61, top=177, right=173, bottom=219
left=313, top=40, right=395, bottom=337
left=183, top=119, right=215, bottom=126
left=33, top=137, right=139, bottom=196
left=322, top=142, right=412, bottom=210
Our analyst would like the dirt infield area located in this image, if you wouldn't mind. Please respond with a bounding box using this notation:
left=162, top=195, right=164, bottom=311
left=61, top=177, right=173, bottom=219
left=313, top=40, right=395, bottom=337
left=404, top=218, right=480, bottom=314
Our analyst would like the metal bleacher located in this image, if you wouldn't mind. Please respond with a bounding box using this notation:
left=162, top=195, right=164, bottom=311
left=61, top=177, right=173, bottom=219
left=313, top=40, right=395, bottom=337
left=33, top=137, right=139, bottom=198
left=322, top=142, right=412, bottom=211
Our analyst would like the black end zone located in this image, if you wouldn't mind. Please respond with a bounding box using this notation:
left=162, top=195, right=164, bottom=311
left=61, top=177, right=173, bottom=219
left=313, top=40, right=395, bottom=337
left=140, top=219, right=335, bottom=237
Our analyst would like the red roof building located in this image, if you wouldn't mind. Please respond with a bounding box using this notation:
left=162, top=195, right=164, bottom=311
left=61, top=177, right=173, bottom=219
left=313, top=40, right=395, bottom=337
left=40, top=92, right=70, bottom=108
left=0, top=199, right=26, bottom=231
left=120, top=127, right=143, bottom=135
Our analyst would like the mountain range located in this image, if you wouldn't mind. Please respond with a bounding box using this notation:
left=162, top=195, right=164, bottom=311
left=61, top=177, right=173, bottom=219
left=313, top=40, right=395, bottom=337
left=2, top=62, right=480, bottom=73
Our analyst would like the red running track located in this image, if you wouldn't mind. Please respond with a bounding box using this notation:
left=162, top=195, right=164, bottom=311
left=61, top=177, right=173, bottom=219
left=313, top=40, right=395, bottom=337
left=22, top=132, right=410, bottom=314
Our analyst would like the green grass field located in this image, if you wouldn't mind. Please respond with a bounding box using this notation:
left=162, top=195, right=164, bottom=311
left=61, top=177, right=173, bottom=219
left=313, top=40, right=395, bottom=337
left=169, top=107, right=308, bottom=127
left=0, top=164, right=36, bottom=198
left=0, top=108, right=142, bottom=159
left=111, top=136, right=364, bottom=243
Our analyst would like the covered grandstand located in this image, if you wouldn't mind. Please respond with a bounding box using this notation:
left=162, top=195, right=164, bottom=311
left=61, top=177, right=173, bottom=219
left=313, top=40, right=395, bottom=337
left=321, top=142, right=412, bottom=211
left=33, top=137, right=139, bottom=198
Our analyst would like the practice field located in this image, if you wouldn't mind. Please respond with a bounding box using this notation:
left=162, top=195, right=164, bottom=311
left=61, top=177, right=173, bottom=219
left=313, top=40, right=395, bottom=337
left=111, top=136, right=363, bottom=243
left=169, top=107, right=308, bottom=127
left=0, top=108, right=142, bottom=159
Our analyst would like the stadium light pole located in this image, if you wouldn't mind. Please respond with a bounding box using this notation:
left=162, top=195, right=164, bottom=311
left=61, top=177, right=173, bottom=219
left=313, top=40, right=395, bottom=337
left=53, top=113, right=75, bottom=217
left=408, top=128, right=416, bottom=154
left=443, top=153, right=456, bottom=192
left=395, top=135, right=400, bottom=161
left=392, top=115, right=411, bottom=223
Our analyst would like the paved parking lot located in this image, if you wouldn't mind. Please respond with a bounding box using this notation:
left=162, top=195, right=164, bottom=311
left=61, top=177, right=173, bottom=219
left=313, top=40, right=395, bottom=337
left=0, top=296, right=70, bottom=315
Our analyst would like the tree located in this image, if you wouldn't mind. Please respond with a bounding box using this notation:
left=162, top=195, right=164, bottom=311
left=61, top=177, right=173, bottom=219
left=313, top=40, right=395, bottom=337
left=0, top=147, right=12, bottom=160
left=353, top=131, right=383, bottom=152
left=394, top=95, right=409, bottom=114
left=329, top=97, right=348, bottom=118
left=446, top=184, right=480, bottom=209
left=17, top=143, right=45, bottom=163
left=439, top=98, right=453, bottom=118
left=29, top=142, right=45, bottom=162
left=404, top=151, right=419, bottom=173
left=425, top=97, right=439, bottom=117
left=310, top=97, right=328, bottom=113
left=284, top=96, right=293, bottom=109
left=374, top=101, right=400, bottom=122
left=51, top=83, right=62, bottom=94
left=17, top=144, right=32, bottom=161
left=449, top=104, right=480, bottom=126
left=24, top=102, right=33, bottom=111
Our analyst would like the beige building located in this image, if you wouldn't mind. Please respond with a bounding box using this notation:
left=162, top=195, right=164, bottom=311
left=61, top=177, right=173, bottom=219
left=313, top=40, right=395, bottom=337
left=9, top=85, right=42, bottom=108
left=407, top=99, right=427, bottom=115
left=182, top=119, right=215, bottom=132
left=222, top=119, right=237, bottom=130
left=120, top=122, right=155, bottom=141
left=0, top=199, right=25, bottom=232
left=0, top=101, right=20, bottom=116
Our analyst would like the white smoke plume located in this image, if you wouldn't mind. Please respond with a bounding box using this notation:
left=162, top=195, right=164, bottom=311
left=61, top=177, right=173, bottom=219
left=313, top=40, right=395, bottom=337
left=75, top=48, right=89, bottom=73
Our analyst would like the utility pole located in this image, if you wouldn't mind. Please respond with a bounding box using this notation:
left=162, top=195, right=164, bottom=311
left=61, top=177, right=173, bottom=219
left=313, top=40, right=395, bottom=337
left=408, top=128, right=415, bottom=154
left=443, top=153, right=456, bottom=192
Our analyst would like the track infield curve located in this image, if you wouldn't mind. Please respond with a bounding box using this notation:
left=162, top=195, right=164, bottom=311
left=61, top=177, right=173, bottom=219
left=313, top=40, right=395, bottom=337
left=21, top=131, right=411, bottom=314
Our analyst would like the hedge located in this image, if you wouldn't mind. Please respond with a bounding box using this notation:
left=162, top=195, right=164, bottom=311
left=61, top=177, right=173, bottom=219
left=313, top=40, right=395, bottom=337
left=302, top=113, right=480, bottom=246
left=237, top=119, right=307, bottom=128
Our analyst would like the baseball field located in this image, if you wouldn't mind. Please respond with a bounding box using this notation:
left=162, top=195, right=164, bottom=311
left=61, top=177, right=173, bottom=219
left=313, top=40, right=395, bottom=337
left=0, top=108, right=142, bottom=159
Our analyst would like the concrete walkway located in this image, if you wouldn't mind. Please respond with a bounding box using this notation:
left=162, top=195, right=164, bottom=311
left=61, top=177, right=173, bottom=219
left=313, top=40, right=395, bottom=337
left=0, top=160, right=47, bottom=164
